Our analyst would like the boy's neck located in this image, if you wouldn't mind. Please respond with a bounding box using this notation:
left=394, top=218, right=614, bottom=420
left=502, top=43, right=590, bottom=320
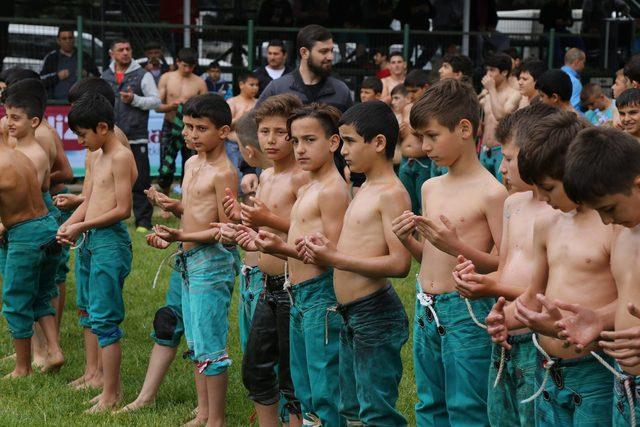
left=309, top=156, right=338, bottom=181
left=201, top=141, right=227, bottom=163
left=362, top=158, right=395, bottom=182
left=447, top=142, right=483, bottom=176
left=16, top=130, right=37, bottom=145
left=100, top=132, right=121, bottom=153
left=273, top=154, right=297, bottom=173
left=240, top=92, right=254, bottom=101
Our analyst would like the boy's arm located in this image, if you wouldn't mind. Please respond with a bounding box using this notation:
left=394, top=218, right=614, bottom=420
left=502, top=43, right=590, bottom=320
left=307, top=188, right=411, bottom=278
left=214, top=169, right=237, bottom=225
left=50, top=133, right=73, bottom=184
left=155, top=74, right=178, bottom=113
left=392, top=210, right=423, bottom=261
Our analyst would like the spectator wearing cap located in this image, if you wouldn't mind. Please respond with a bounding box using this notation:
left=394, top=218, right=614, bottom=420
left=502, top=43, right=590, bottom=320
left=253, top=40, right=292, bottom=97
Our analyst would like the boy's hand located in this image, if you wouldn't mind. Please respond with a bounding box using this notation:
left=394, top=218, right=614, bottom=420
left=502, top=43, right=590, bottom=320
left=482, top=75, right=496, bottom=91
left=254, top=230, right=285, bottom=254
left=153, top=224, right=182, bottom=242
left=486, top=297, right=511, bottom=350
left=56, top=223, right=84, bottom=245
left=414, top=214, right=461, bottom=256
left=304, top=233, right=336, bottom=266
left=600, top=303, right=640, bottom=368
left=235, top=224, right=259, bottom=251
left=294, top=237, right=311, bottom=263
left=144, top=187, right=159, bottom=204
left=211, top=222, right=235, bottom=245
left=155, top=192, right=181, bottom=214
left=514, top=294, right=563, bottom=337
left=453, top=271, right=497, bottom=300
left=241, top=197, right=274, bottom=228
left=241, top=174, right=259, bottom=194
left=53, top=193, right=84, bottom=210
left=553, top=298, right=603, bottom=352
left=223, top=188, right=241, bottom=222
left=391, top=210, right=416, bottom=243
left=145, top=233, right=171, bottom=249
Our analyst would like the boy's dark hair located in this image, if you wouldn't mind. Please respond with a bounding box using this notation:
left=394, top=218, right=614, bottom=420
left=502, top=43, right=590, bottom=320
left=410, top=78, right=480, bottom=134
left=518, top=59, right=547, bottom=81
left=624, top=54, right=640, bottom=84
left=338, top=101, right=399, bottom=159
left=297, top=25, right=332, bottom=56
left=3, top=78, right=46, bottom=106
left=177, top=48, right=197, bottom=65
left=235, top=111, right=260, bottom=149
left=361, top=77, right=383, bottom=94
left=208, top=60, right=221, bottom=70
left=495, top=101, right=557, bottom=146
left=183, top=93, right=232, bottom=128
left=110, top=38, right=131, bottom=49
left=57, top=26, right=74, bottom=37
left=485, top=53, right=513, bottom=75
left=144, top=40, right=162, bottom=51
left=518, top=111, right=589, bottom=185
left=254, top=93, right=303, bottom=125
left=404, top=69, right=431, bottom=88
left=564, top=127, right=640, bottom=204
left=68, top=77, right=116, bottom=106
left=616, top=88, right=640, bottom=109
left=268, top=39, right=286, bottom=54
left=238, top=70, right=258, bottom=84
left=68, top=92, right=114, bottom=132
left=536, top=69, right=572, bottom=102
left=442, top=53, right=474, bottom=78
left=287, top=103, right=341, bottom=139
left=391, top=84, right=408, bottom=97
left=5, top=68, right=40, bottom=87
left=372, top=48, right=388, bottom=59
left=4, top=92, right=45, bottom=122
left=389, top=51, right=404, bottom=61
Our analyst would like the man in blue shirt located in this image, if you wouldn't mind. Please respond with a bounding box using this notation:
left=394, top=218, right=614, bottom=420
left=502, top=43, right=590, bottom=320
left=561, top=48, right=585, bottom=111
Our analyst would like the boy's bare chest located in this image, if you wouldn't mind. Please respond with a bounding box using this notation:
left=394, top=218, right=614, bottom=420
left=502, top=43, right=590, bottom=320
left=258, top=175, right=295, bottom=215
left=547, top=222, right=609, bottom=270
left=425, top=188, right=484, bottom=231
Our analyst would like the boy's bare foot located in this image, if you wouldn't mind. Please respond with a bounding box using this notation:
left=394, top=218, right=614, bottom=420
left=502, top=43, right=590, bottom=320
left=68, top=373, right=90, bottom=388
left=31, top=355, right=46, bottom=369
left=76, top=374, right=103, bottom=390
left=3, top=368, right=31, bottom=379
left=115, top=397, right=156, bottom=413
left=41, top=351, right=64, bottom=374
left=182, top=415, right=208, bottom=427
left=84, top=394, right=123, bottom=414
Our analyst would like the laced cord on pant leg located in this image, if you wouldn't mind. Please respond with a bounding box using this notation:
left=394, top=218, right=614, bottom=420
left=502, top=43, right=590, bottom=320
left=521, top=334, right=554, bottom=404
left=591, top=351, right=636, bottom=427
left=283, top=261, right=294, bottom=306
left=464, top=297, right=488, bottom=329
left=151, top=250, right=179, bottom=289
left=417, top=291, right=443, bottom=331
left=70, top=232, right=86, bottom=250
left=493, top=346, right=506, bottom=388
left=325, top=305, right=338, bottom=345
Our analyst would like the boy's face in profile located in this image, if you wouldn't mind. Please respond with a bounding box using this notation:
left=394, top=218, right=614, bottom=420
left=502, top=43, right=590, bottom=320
left=391, top=93, right=408, bottom=114
left=258, top=115, right=293, bottom=161
left=486, top=66, right=506, bottom=85
left=183, top=115, right=227, bottom=153
left=177, top=60, right=196, bottom=77
left=181, top=119, right=195, bottom=150
left=417, top=118, right=467, bottom=167
left=619, top=104, right=640, bottom=136
left=290, top=117, right=338, bottom=172
left=339, top=123, right=381, bottom=174
left=5, top=106, right=39, bottom=138
left=74, top=125, right=107, bottom=152
left=612, top=74, right=630, bottom=98
left=534, top=178, right=577, bottom=212
left=500, top=140, right=529, bottom=193
left=240, top=77, right=259, bottom=98
left=438, top=62, right=457, bottom=80
left=360, top=88, right=379, bottom=103
left=585, top=186, right=640, bottom=227
left=518, top=71, right=536, bottom=98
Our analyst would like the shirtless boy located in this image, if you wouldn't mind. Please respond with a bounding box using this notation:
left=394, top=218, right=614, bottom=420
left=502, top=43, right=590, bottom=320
left=486, top=112, right=617, bottom=426
left=1, top=94, right=64, bottom=377
left=248, top=104, right=350, bottom=425
left=392, top=79, right=508, bottom=426
left=452, top=102, right=557, bottom=427
left=380, top=52, right=406, bottom=104
left=438, top=53, right=474, bottom=82
left=359, top=77, right=383, bottom=102
left=615, top=88, right=640, bottom=142
left=227, top=70, right=259, bottom=140
left=535, top=69, right=575, bottom=113
left=57, top=93, right=137, bottom=413
left=156, top=48, right=207, bottom=194
left=479, top=53, right=521, bottom=182
left=148, top=93, right=238, bottom=426
left=561, top=127, right=640, bottom=426
left=301, top=101, right=411, bottom=425
left=230, top=93, right=305, bottom=426
left=517, top=59, right=547, bottom=108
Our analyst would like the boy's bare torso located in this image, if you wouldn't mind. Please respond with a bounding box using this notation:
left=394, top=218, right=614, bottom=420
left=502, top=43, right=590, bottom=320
left=481, top=85, right=520, bottom=148
left=419, top=171, right=505, bottom=294
left=162, top=72, right=206, bottom=122
left=539, top=209, right=617, bottom=358
left=16, top=135, right=50, bottom=192
left=0, top=148, right=47, bottom=227
left=400, top=103, right=428, bottom=159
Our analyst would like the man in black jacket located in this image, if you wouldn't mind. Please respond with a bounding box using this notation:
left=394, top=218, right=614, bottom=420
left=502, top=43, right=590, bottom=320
left=253, top=39, right=292, bottom=97
left=40, top=26, right=100, bottom=100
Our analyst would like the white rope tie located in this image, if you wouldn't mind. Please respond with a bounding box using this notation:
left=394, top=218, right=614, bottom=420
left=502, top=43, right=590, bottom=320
left=282, top=261, right=294, bottom=306
left=521, top=334, right=555, bottom=404
left=325, top=306, right=338, bottom=345
left=70, top=232, right=86, bottom=250
left=151, top=250, right=179, bottom=289
left=417, top=291, right=443, bottom=332
left=412, top=157, right=432, bottom=169
left=591, top=351, right=636, bottom=427
left=464, top=298, right=488, bottom=329
left=493, top=346, right=507, bottom=388
left=302, top=414, right=322, bottom=426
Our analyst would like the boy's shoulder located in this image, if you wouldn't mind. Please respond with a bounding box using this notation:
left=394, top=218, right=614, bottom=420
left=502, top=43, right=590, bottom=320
left=373, top=177, right=410, bottom=209
left=290, top=168, right=310, bottom=190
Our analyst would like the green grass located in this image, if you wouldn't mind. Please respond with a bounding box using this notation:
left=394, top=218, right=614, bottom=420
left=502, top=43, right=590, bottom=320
left=0, top=215, right=419, bottom=426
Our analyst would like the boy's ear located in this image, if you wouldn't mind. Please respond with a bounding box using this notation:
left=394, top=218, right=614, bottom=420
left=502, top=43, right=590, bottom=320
left=218, top=124, right=231, bottom=140
left=633, top=175, right=640, bottom=191
left=373, top=133, right=387, bottom=154
left=328, top=134, right=341, bottom=153
left=30, top=116, right=41, bottom=129
left=551, top=93, right=560, bottom=104
left=96, top=121, right=110, bottom=135
left=457, top=118, right=473, bottom=140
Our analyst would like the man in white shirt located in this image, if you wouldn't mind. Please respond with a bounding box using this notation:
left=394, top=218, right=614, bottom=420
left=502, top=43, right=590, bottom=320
left=254, top=39, right=292, bottom=97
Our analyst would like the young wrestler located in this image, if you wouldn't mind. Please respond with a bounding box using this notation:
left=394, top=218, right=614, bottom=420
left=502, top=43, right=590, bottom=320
left=615, top=88, right=640, bottom=142
left=560, top=127, right=640, bottom=426
left=517, top=59, right=547, bottom=108
left=581, top=83, right=616, bottom=126
left=535, top=69, right=575, bottom=112
left=380, top=52, right=406, bottom=104
left=1, top=95, right=64, bottom=377
left=227, top=70, right=259, bottom=129
left=300, top=101, right=411, bottom=425
left=613, top=68, right=632, bottom=99
left=452, top=102, right=558, bottom=427
left=390, top=84, right=409, bottom=123
left=147, top=93, right=238, bottom=426
left=246, top=104, right=350, bottom=425
left=486, top=112, right=617, bottom=426
left=392, top=79, right=508, bottom=426
left=438, top=53, right=474, bottom=82
left=398, top=69, right=436, bottom=215
left=479, top=53, right=521, bottom=182
left=57, top=93, right=136, bottom=412
left=230, top=93, right=305, bottom=426
left=359, top=76, right=383, bottom=102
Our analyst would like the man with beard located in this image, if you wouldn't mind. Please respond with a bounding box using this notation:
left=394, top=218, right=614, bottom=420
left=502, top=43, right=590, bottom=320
left=253, top=39, right=292, bottom=97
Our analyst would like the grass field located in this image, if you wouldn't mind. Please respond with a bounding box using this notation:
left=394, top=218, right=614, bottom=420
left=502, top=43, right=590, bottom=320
left=0, top=214, right=420, bottom=426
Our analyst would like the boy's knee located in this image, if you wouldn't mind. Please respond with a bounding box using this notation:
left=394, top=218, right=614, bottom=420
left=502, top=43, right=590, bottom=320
left=151, top=306, right=182, bottom=348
